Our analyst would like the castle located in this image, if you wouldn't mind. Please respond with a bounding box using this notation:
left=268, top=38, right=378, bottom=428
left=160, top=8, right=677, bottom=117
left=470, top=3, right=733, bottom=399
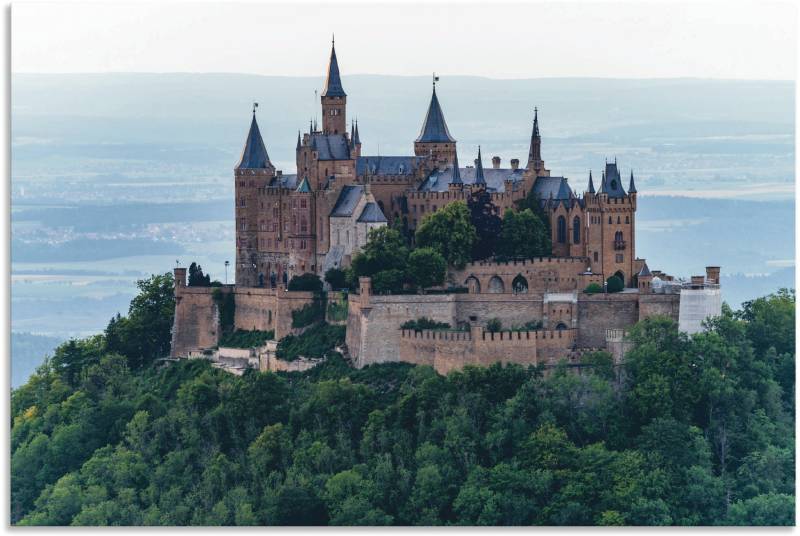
left=170, top=41, right=722, bottom=374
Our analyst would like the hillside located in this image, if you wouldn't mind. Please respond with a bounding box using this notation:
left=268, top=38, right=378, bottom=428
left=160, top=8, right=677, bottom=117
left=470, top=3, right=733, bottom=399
left=10, top=274, right=796, bottom=526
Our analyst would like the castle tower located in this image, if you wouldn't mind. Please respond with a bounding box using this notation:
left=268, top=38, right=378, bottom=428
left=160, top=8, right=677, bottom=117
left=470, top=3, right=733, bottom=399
left=472, top=146, right=486, bottom=191
left=414, top=79, right=457, bottom=166
left=350, top=119, right=362, bottom=158
left=583, top=159, right=637, bottom=287
left=448, top=151, right=463, bottom=192
left=321, top=37, right=347, bottom=135
left=527, top=107, right=550, bottom=177
left=235, top=108, right=275, bottom=287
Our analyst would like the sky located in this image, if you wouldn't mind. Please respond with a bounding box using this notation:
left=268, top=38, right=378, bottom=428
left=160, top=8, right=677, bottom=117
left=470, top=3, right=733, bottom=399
left=11, top=1, right=797, bottom=80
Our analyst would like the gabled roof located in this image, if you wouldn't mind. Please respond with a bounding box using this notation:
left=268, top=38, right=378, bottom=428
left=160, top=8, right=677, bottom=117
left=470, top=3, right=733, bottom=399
left=269, top=174, right=298, bottom=189
left=330, top=185, right=364, bottom=217
left=309, top=133, right=350, bottom=161
left=415, top=87, right=456, bottom=143
left=357, top=155, right=422, bottom=176
left=638, top=262, right=652, bottom=277
left=235, top=115, right=271, bottom=170
left=532, top=176, right=574, bottom=201
left=357, top=202, right=387, bottom=223
left=321, top=42, right=346, bottom=97
left=599, top=160, right=627, bottom=198
left=295, top=177, right=311, bottom=193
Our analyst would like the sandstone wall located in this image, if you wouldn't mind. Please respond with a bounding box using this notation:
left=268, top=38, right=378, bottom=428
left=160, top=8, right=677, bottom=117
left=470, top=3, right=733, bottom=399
left=234, top=287, right=278, bottom=333
left=450, top=256, right=590, bottom=294
left=576, top=293, right=640, bottom=348
left=639, top=293, right=681, bottom=322
left=171, top=286, right=226, bottom=358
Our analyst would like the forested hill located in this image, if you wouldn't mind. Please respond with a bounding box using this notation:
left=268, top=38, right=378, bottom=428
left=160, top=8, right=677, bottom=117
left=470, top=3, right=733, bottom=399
left=10, top=275, right=796, bottom=525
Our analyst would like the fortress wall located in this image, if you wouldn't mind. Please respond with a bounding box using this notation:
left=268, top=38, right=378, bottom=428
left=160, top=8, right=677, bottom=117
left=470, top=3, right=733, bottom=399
left=576, top=293, right=640, bottom=348
left=450, top=256, right=590, bottom=294
left=639, top=293, right=681, bottom=322
left=171, top=286, right=226, bottom=357
left=275, top=290, right=317, bottom=339
left=234, top=287, right=278, bottom=333
left=453, top=293, right=545, bottom=327
left=534, top=328, right=578, bottom=364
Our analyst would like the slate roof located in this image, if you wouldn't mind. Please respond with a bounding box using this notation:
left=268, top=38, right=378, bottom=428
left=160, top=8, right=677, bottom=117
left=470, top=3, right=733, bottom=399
left=356, top=156, right=423, bottom=176
left=295, top=177, right=311, bottom=193
left=474, top=147, right=486, bottom=185
left=269, top=174, right=298, bottom=189
left=235, top=115, right=271, bottom=170
left=532, top=176, right=575, bottom=201
left=416, top=87, right=456, bottom=143
left=638, top=262, right=652, bottom=277
left=418, top=167, right=526, bottom=193
left=450, top=152, right=462, bottom=184
left=599, top=161, right=627, bottom=198
left=628, top=171, right=637, bottom=193
left=330, top=185, right=364, bottom=217
left=357, top=202, right=388, bottom=223
left=587, top=171, right=595, bottom=194
left=321, top=43, right=346, bottom=97
left=310, top=133, right=351, bottom=161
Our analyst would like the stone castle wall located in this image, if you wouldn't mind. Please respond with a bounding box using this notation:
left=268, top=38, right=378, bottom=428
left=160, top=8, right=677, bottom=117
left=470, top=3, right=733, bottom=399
left=450, top=256, right=592, bottom=294
left=171, top=285, right=226, bottom=358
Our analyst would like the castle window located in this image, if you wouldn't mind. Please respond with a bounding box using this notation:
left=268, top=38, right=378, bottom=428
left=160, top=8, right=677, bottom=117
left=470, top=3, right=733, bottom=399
left=608, top=216, right=612, bottom=224
left=346, top=230, right=350, bottom=244
left=616, top=254, right=623, bottom=263
left=300, top=218, right=307, bottom=233
left=573, top=216, right=581, bottom=244
left=557, top=216, right=567, bottom=243
left=625, top=215, right=630, bottom=224
left=239, top=220, right=246, bottom=231
left=300, top=199, right=307, bottom=209
left=239, top=198, right=246, bottom=207
left=594, top=252, right=598, bottom=262
left=617, top=216, right=621, bottom=224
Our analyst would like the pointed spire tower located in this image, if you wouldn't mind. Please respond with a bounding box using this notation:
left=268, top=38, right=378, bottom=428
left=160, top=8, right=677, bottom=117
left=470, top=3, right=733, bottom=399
left=296, top=130, right=302, bottom=151
left=473, top=146, right=486, bottom=188
left=587, top=170, right=595, bottom=194
left=321, top=36, right=347, bottom=135
left=448, top=151, right=463, bottom=190
left=628, top=170, right=637, bottom=194
left=414, top=74, right=457, bottom=166
left=235, top=109, right=272, bottom=170
left=527, top=107, right=548, bottom=177
left=352, top=119, right=362, bottom=157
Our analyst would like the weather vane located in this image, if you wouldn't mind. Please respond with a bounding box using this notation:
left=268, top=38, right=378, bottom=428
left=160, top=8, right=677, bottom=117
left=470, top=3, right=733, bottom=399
left=432, top=72, right=439, bottom=88
left=252, top=102, right=258, bottom=114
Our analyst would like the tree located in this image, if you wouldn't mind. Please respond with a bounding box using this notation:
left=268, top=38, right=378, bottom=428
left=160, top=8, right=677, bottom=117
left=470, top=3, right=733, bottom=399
left=415, top=201, right=477, bottom=269
left=515, top=190, right=551, bottom=236
left=372, top=269, right=405, bottom=295
left=736, top=288, right=795, bottom=357
left=351, top=228, right=409, bottom=290
left=584, top=283, right=602, bottom=294
left=188, top=262, right=211, bottom=287
left=606, top=275, right=624, bottom=293
left=497, top=208, right=550, bottom=260
left=467, top=190, right=502, bottom=261
left=288, top=273, right=323, bottom=293
left=324, top=268, right=347, bottom=290
left=406, top=248, right=446, bottom=291
left=50, top=336, right=105, bottom=387
left=104, top=273, right=175, bottom=369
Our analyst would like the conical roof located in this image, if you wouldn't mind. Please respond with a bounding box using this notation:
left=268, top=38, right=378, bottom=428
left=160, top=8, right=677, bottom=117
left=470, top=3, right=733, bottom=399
left=450, top=152, right=462, bottom=184
left=474, top=146, right=485, bottom=185
left=416, top=87, right=456, bottom=143
left=638, top=262, right=651, bottom=277
left=628, top=170, right=637, bottom=193
left=296, top=176, right=311, bottom=193
left=588, top=171, right=595, bottom=194
left=235, top=114, right=271, bottom=170
left=321, top=41, right=346, bottom=97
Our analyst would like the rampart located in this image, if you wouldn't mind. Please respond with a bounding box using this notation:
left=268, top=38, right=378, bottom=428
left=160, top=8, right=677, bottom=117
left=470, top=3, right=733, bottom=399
left=450, top=256, right=599, bottom=294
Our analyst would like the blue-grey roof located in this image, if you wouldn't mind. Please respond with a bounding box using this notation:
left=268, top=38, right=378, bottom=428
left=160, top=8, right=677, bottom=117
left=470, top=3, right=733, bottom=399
left=321, top=44, right=346, bottom=97
left=532, top=176, right=574, bottom=200
left=235, top=115, right=271, bottom=170
left=418, top=167, right=526, bottom=193
left=270, top=174, right=298, bottom=189
left=296, top=177, right=311, bottom=193
left=352, top=121, right=361, bottom=145
left=628, top=171, right=637, bottom=193
left=450, top=153, right=462, bottom=184
left=599, top=161, right=626, bottom=198
left=330, top=185, right=364, bottom=217
left=357, top=202, right=387, bottom=223
left=587, top=171, right=595, bottom=194
left=638, top=262, right=651, bottom=277
left=356, top=156, right=423, bottom=176
left=311, top=133, right=351, bottom=161
left=416, top=88, right=455, bottom=143
left=474, top=147, right=486, bottom=185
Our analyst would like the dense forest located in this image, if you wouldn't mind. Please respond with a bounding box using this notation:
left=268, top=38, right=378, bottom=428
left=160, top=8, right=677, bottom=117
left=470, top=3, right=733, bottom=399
left=10, top=273, right=796, bottom=525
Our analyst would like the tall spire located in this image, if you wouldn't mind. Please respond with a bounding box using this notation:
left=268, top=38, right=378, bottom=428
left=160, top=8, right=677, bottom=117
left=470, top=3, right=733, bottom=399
left=588, top=170, right=595, bottom=194
left=235, top=112, right=271, bottom=170
left=296, top=130, right=301, bottom=151
left=350, top=120, right=355, bottom=146
left=528, top=106, right=543, bottom=173
left=353, top=119, right=361, bottom=145
left=628, top=170, right=637, bottom=193
left=474, top=146, right=486, bottom=185
left=449, top=152, right=462, bottom=184
left=415, top=84, right=456, bottom=143
left=321, top=37, right=346, bottom=98
left=533, top=106, right=540, bottom=136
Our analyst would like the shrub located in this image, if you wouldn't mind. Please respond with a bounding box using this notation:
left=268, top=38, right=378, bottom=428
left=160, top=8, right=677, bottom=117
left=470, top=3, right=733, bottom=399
left=291, top=300, right=325, bottom=329
left=326, top=297, right=349, bottom=322
left=606, top=275, right=624, bottom=293
left=288, top=273, right=323, bottom=293
left=400, top=317, right=451, bottom=331
left=218, top=329, right=274, bottom=348
left=372, top=269, right=405, bottom=294
left=276, top=323, right=346, bottom=361
left=324, top=268, right=348, bottom=290
left=486, top=318, right=502, bottom=333
left=584, top=283, right=603, bottom=294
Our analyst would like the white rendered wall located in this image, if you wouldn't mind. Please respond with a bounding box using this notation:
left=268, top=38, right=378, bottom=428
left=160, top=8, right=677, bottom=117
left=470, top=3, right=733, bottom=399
left=678, top=288, right=722, bottom=334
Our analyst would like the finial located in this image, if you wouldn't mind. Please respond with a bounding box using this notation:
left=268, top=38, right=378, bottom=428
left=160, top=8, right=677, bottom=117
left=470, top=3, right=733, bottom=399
left=534, top=106, right=538, bottom=117
left=432, top=72, right=439, bottom=89
left=332, top=33, right=335, bottom=46
left=252, top=102, right=258, bottom=115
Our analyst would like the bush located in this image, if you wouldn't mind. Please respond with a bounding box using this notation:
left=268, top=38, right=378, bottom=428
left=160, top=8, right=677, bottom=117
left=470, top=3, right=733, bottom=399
left=326, top=297, right=349, bottom=323
left=400, top=317, right=451, bottom=331
left=292, top=300, right=325, bottom=329
left=218, top=329, right=275, bottom=348
left=584, top=283, right=603, bottom=294
left=276, top=323, right=346, bottom=361
left=288, top=273, right=323, bottom=293
left=324, top=268, right=347, bottom=290
left=372, top=269, right=405, bottom=294
left=606, top=275, right=624, bottom=293
left=486, top=318, right=502, bottom=333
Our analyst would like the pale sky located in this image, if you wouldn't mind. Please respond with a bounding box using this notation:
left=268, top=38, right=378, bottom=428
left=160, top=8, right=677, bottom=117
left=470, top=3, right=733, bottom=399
left=11, top=0, right=797, bottom=79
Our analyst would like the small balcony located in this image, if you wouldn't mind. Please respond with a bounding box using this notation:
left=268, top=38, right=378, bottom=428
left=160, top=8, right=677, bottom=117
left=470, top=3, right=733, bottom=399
left=613, top=240, right=626, bottom=251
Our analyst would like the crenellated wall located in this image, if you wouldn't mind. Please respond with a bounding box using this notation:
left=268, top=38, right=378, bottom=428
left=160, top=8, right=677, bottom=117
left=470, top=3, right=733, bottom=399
left=450, top=256, right=591, bottom=294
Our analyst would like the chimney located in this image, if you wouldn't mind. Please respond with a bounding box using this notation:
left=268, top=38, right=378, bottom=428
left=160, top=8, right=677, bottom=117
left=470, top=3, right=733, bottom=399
left=705, top=266, right=720, bottom=285
left=510, top=158, right=519, bottom=170
left=174, top=267, right=187, bottom=288
left=492, top=156, right=501, bottom=169
left=691, top=275, right=705, bottom=287
left=276, top=170, right=282, bottom=177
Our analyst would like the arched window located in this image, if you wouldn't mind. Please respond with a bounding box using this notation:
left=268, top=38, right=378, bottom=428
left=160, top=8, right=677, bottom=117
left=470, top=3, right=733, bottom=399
left=615, top=231, right=623, bottom=242
left=625, top=215, right=630, bottom=224
left=488, top=276, right=505, bottom=294
left=572, top=216, right=581, bottom=244
left=608, top=216, right=612, bottom=224
left=557, top=216, right=567, bottom=244
left=465, top=276, right=481, bottom=294
left=512, top=274, right=528, bottom=294
left=555, top=322, right=568, bottom=331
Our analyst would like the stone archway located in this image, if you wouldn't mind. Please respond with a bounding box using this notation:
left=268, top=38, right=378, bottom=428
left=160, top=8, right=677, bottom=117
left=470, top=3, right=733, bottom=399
left=555, top=322, right=568, bottom=330
left=465, top=276, right=481, bottom=294
left=488, top=275, right=505, bottom=294
left=614, top=270, right=625, bottom=287
left=512, top=274, right=528, bottom=294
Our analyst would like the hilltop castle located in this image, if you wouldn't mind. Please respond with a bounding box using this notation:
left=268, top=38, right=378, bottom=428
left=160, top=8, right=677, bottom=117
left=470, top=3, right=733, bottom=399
left=170, top=41, right=722, bottom=374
